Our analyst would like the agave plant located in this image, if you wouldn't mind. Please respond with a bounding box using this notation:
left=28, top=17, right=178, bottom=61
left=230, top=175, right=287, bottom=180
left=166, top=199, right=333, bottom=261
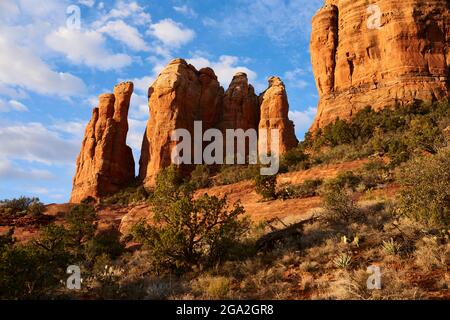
left=382, top=238, right=401, bottom=255
left=333, top=253, right=352, bottom=269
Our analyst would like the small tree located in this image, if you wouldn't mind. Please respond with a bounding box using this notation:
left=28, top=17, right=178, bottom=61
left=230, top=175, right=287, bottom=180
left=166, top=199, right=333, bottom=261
left=254, top=173, right=277, bottom=200
left=397, top=148, right=450, bottom=228
left=321, top=184, right=359, bottom=222
left=131, top=166, right=250, bottom=270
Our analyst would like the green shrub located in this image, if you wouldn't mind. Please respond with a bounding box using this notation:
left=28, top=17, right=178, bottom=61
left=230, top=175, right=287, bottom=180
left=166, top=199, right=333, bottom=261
left=278, top=179, right=323, bottom=200
left=214, top=165, right=260, bottom=186
left=279, top=147, right=310, bottom=172
left=254, top=174, right=277, bottom=200
left=321, top=184, right=359, bottom=222
left=190, top=165, right=212, bottom=189
left=85, top=227, right=125, bottom=261
left=303, top=101, right=450, bottom=167
left=328, top=171, right=362, bottom=191
left=131, top=166, right=250, bottom=271
left=101, top=185, right=149, bottom=206
left=0, top=226, right=70, bottom=299
left=0, top=197, right=45, bottom=218
left=397, top=148, right=450, bottom=228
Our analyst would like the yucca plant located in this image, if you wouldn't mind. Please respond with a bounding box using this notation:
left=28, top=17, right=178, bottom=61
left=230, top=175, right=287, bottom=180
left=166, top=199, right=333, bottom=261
left=333, top=253, right=352, bottom=269
left=382, top=238, right=401, bottom=255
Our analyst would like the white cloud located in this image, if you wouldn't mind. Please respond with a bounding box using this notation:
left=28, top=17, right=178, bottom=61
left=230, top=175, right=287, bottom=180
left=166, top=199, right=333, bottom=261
left=0, top=159, right=54, bottom=181
left=45, top=27, right=133, bottom=71
left=129, top=93, right=149, bottom=119
left=0, top=35, right=86, bottom=97
left=148, top=19, right=195, bottom=48
left=127, top=76, right=154, bottom=93
left=0, top=99, right=28, bottom=112
left=98, top=20, right=150, bottom=51
left=94, top=0, right=151, bottom=27
left=289, top=106, right=317, bottom=137
left=78, top=0, right=95, bottom=7
left=284, top=68, right=309, bottom=89
left=188, top=55, right=257, bottom=87
left=173, top=5, right=198, bottom=18
left=0, top=159, right=54, bottom=180
left=51, top=120, right=86, bottom=140
left=0, top=122, right=80, bottom=165
left=127, top=118, right=147, bottom=151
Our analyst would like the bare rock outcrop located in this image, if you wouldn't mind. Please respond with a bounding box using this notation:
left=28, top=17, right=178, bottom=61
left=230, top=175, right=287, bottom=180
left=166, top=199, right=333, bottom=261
left=259, top=77, right=298, bottom=154
left=310, top=0, right=450, bottom=130
left=70, top=82, right=135, bottom=203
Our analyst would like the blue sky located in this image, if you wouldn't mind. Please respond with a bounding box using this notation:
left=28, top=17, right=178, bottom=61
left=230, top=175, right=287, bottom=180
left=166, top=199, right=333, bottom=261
left=0, top=0, right=323, bottom=203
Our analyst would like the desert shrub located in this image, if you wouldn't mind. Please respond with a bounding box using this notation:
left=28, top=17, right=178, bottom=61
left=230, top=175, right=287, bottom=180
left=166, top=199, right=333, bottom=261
left=328, top=171, right=362, bottom=191
left=0, top=226, right=70, bottom=299
left=358, top=160, right=391, bottom=188
left=279, top=147, right=310, bottom=172
left=303, top=101, right=450, bottom=167
left=396, top=148, right=450, bottom=228
left=254, top=173, right=277, bottom=200
left=0, top=197, right=45, bottom=218
left=191, top=275, right=232, bottom=299
left=101, top=185, right=149, bottom=206
left=85, top=227, right=125, bottom=261
left=214, top=164, right=260, bottom=185
left=131, top=166, right=250, bottom=271
left=321, top=184, right=359, bottom=222
left=278, top=179, right=323, bottom=200
left=311, top=144, right=373, bottom=165
left=189, top=165, right=212, bottom=189
left=66, top=204, right=97, bottom=250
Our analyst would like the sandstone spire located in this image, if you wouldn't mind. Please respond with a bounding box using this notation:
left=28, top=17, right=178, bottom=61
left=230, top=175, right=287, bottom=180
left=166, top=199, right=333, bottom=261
left=139, top=59, right=223, bottom=187
left=70, top=82, right=135, bottom=203
left=259, top=77, right=298, bottom=154
left=219, top=72, right=259, bottom=132
left=310, top=0, right=450, bottom=130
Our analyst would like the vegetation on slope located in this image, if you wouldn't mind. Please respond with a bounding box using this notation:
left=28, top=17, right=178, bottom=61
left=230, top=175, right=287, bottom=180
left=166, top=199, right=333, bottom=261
left=0, top=101, right=449, bottom=299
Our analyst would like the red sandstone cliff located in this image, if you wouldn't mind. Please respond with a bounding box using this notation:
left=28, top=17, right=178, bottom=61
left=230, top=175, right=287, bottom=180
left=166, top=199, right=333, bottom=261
left=310, top=0, right=449, bottom=130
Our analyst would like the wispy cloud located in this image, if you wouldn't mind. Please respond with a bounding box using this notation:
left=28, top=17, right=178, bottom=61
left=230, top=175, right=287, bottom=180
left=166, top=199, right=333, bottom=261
left=205, top=0, right=322, bottom=43
left=173, top=5, right=198, bottom=18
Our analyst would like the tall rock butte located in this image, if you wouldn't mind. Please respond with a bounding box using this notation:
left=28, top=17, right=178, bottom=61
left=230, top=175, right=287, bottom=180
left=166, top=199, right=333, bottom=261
left=259, top=77, right=298, bottom=154
left=139, top=59, right=298, bottom=188
left=310, top=0, right=450, bottom=130
left=138, top=59, right=224, bottom=187
left=70, top=82, right=135, bottom=203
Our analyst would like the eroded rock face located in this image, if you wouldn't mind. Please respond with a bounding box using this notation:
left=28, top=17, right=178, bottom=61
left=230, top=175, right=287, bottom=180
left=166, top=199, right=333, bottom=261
left=219, top=72, right=259, bottom=132
left=259, top=77, right=298, bottom=154
left=310, top=0, right=450, bottom=130
left=139, top=59, right=223, bottom=187
left=70, top=82, right=135, bottom=203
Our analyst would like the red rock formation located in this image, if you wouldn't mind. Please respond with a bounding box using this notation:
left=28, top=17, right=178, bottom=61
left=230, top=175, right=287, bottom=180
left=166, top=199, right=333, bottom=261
left=70, top=82, right=135, bottom=203
left=219, top=72, right=259, bottom=131
left=259, top=77, right=298, bottom=154
left=310, top=0, right=450, bottom=130
left=139, top=59, right=223, bottom=187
